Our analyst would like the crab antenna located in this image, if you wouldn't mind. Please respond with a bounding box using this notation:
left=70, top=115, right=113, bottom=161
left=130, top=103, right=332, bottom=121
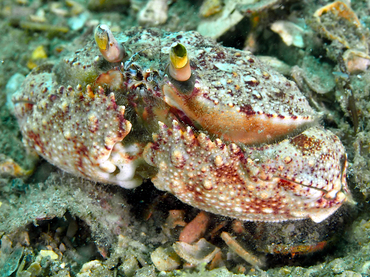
left=169, top=43, right=191, bottom=82
left=94, top=24, right=126, bottom=63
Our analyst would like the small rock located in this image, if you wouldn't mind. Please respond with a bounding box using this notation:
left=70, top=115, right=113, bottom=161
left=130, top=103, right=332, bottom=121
left=37, top=249, right=59, bottom=261
left=49, top=2, right=69, bottom=17
left=119, top=256, right=139, bottom=277
left=31, top=45, right=48, bottom=60
left=5, top=73, right=25, bottom=113
left=237, top=0, right=282, bottom=14
left=66, top=0, right=85, bottom=15
left=330, top=258, right=345, bottom=274
left=199, top=0, right=223, bottom=17
left=68, top=11, right=90, bottom=31
left=339, top=271, right=362, bottom=277
left=134, top=265, right=156, bottom=277
left=151, top=246, right=181, bottom=272
left=361, top=261, right=370, bottom=275
left=0, top=246, right=24, bottom=277
left=29, top=9, right=47, bottom=23
left=137, top=0, right=168, bottom=26
left=77, top=260, right=103, bottom=276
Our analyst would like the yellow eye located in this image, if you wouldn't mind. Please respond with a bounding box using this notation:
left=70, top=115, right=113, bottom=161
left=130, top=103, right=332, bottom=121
left=94, top=24, right=110, bottom=51
left=168, top=43, right=191, bottom=82
left=94, top=24, right=125, bottom=63
left=170, top=43, right=188, bottom=69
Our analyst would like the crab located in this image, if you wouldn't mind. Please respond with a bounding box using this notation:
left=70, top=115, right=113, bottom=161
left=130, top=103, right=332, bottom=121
left=12, top=25, right=351, bottom=226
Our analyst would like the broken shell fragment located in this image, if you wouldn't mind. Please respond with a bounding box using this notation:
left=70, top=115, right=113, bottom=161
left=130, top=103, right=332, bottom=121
left=0, top=154, right=35, bottom=178
left=221, top=232, right=264, bottom=268
left=173, top=238, right=221, bottom=266
left=94, top=24, right=125, bottom=62
left=197, top=1, right=243, bottom=39
left=179, top=211, right=210, bottom=244
left=313, top=1, right=367, bottom=50
left=343, top=49, right=370, bottom=74
left=271, top=20, right=305, bottom=48
left=291, top=56, right=336, bottom=94
left=26, top=262, right=42, bottom=276
left=257, top=56, right=292, bottom=76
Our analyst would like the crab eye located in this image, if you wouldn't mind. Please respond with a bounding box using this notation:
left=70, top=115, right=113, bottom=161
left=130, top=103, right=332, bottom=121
left=169, top=43, right=191, bottom=82
left=94, top=24, right=125, bottom=63
left=170, top=43, right=188, bottom=69
left=94, top=25, right=109, bottom=50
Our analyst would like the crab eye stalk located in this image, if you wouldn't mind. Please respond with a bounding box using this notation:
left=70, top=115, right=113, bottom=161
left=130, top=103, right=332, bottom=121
left=169, top=43, right=191, bottom=82
left=94, top=24, right=126, bottom=63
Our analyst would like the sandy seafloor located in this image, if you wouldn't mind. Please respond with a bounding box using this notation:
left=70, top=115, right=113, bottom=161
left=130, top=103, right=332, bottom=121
left=2, top=0, right=370, bottom=276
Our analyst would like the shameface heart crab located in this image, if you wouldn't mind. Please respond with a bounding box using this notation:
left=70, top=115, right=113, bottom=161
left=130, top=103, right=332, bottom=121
left=13, top=25, right=351, bottom=224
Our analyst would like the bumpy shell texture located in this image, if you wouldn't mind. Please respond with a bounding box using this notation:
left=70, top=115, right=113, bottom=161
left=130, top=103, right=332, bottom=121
left=13, top=27, right=350, bottom=222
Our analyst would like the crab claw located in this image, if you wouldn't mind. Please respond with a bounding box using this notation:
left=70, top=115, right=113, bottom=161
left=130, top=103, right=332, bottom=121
left=143, top=120, right=351, bottom=223
left=94, top=24, right=126, bottom=63
left=169, top=43, right=191, bottom=82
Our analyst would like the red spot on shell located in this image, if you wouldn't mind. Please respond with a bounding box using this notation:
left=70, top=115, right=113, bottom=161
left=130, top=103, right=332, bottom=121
left=49, top=94, right=57, bottom=101
left=246, top=80, right=259, bottom=87
left=239, top=104, right=255, bottom=116
left=26, top=131, right=45, bottom=154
